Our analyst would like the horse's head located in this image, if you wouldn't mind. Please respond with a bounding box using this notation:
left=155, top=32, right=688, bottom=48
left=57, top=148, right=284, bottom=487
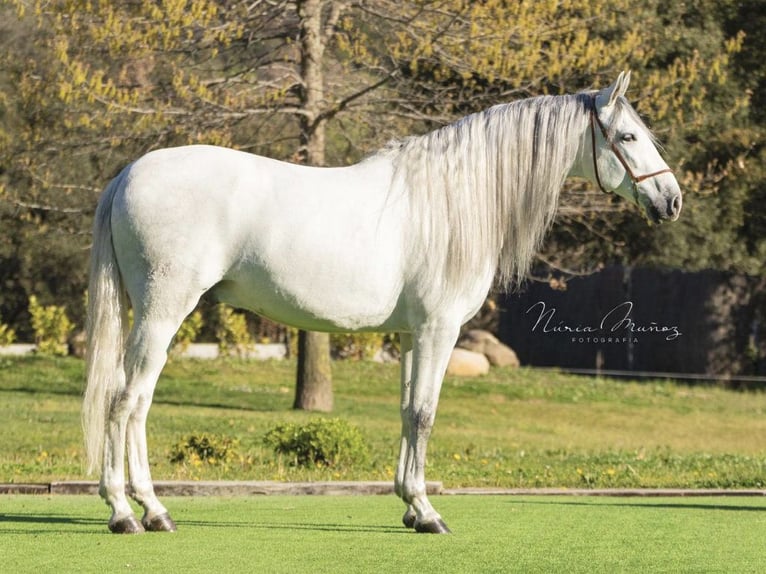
left=589, top=71, right=682, bottom=223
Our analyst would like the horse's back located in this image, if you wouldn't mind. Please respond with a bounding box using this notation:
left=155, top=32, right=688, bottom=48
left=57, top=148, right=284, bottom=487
left=115, top=144, right=396, bottom=228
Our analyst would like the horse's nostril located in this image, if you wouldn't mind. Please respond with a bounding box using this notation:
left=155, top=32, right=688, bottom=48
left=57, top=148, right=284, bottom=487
left=669, top=194, right=682, bottom=218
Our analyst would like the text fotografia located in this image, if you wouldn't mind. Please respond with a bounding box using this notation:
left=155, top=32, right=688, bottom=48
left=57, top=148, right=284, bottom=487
left=526, top=301, right=682, bottom=342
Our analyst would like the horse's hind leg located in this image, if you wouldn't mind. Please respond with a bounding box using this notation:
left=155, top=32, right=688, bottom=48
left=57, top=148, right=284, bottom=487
left=101, top=310, right=184, bottom=533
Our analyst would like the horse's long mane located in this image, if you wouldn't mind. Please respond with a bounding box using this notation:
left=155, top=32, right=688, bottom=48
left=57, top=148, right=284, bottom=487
left=387, top=93, right=592, bottom=297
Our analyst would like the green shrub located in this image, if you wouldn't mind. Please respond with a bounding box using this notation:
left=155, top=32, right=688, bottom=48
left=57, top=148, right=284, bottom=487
left=263, top=418, right=368, bottom=468
left=28, top=295, right=73, bottom=356
left=287, top=328, right=393, bottom=361
left=169, top=433, right=239, bottom=465
left=330, top=332, right=385, bottom=360
left=0, top=319, right=16, bottom=346
left=286, top=326, right=299, bottom=358
left=214, top=303, right=253, bottom=357
left=172, top=310, right=204, bottom=355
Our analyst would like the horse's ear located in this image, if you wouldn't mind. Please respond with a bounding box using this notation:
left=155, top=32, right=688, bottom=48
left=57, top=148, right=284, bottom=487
left=597, top=70, right=631, bottom=111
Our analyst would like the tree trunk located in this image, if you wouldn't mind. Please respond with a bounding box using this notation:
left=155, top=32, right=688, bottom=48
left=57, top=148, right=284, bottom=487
left=294, top=330, right=333, bottom=411
left=293, top=0, right=333, bottom=412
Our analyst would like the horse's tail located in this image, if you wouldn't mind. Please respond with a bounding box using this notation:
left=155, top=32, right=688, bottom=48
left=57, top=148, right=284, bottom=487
left=82, top=172, right=129, bottom=475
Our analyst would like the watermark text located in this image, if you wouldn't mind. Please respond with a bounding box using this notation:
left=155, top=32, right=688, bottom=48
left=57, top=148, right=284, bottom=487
left=526, top=301, right=681, bottom=342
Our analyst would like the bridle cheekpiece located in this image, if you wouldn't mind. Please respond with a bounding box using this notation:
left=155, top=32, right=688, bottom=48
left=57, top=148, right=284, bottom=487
left=590, top=97, right=673, bottom=196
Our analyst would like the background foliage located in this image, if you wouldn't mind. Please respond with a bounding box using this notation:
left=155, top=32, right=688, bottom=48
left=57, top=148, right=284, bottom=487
left=0, top=0, right=763, bottom=340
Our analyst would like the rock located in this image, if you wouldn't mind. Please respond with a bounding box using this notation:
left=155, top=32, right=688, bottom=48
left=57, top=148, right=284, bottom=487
left=456, top=329, right=519, bottom=368
left=483, top=343, right=519, bottom=368
left=457, top=329, right=498, bottom=352
left=446, top=348, right=490, bottom=377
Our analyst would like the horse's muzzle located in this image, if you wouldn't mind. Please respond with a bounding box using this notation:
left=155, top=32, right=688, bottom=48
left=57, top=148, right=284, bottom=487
left=647, top=191, right=682, bottom=224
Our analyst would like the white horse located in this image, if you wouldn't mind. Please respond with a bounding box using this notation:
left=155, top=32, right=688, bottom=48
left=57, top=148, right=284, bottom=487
left=83, top=72, right=681, bottom=534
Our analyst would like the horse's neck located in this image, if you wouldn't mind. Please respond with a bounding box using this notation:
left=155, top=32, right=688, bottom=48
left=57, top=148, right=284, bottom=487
left=565, top=122, right=594, bottom=181
left=554, top=95, right=600, bottom=183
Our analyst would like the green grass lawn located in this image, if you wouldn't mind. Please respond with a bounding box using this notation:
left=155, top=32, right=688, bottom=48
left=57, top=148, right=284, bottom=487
left=2, top=494, right=765, bottom=573
left=0, top=356, right=765, bottom=488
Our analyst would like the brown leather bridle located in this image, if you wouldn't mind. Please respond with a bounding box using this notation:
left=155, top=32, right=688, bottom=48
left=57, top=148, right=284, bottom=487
left=590, top=100, right=673, bottom=196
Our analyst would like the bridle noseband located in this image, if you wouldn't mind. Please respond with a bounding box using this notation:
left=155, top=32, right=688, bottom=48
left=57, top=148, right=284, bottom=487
left=590, top=99, right=673, bottom=195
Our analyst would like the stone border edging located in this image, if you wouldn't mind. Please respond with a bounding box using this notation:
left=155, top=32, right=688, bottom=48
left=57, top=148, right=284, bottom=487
left=0, top=480, right=443, bottom=496
left=2, top=481, right=765, bottom=497
left=440, top=487, right=766, bottom=497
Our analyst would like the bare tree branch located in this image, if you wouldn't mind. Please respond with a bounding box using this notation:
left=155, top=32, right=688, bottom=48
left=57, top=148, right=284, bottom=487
left=1, top=197, right=87, bottom=214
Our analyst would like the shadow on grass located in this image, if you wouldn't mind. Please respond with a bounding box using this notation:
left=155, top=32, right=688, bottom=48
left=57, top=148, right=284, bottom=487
left=0, top=513, right=407, bottom=535
left=510, top=499, right=766, bottom=513
left=0, top=513, right=105, bottom=535
left=0, top=386, right=83, bottom=399
left=152, top=397, right=287, bottom=413
left=0, top=386, right=288, bottom=413
left=180, top=519, right=408, bottom=535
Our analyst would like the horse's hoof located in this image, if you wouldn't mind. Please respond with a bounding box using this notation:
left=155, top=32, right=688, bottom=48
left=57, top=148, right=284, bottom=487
left=142, top=512, right=177, bottom=532
left=414, top=518, right=452, bottom=534
left=402, top=508, right=417, bottom=529
left=109, top=515, right=145, bottom=534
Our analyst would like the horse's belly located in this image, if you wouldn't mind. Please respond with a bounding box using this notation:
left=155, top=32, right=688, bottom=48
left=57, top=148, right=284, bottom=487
left=213, top=265, right=406, bottom=333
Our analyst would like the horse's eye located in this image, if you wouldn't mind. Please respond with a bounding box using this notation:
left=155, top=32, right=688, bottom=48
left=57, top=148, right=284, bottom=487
left=621, top=133, right=637, bottom=143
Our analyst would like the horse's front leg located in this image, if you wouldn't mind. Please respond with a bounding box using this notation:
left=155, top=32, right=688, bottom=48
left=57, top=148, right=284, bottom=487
left=396, top=324, right=458, bottom=533
left=395, top=333, right=417, bottom=528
